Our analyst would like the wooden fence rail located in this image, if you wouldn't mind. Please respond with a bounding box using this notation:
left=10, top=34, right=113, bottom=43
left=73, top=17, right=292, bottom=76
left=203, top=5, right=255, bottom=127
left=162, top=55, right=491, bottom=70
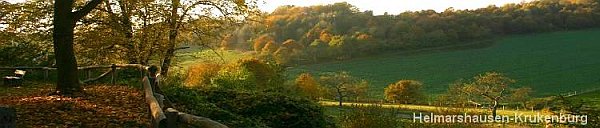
left=1, top=64, right=227, bottom=128
left=0, top=64, right=146, bottom=83
left=138, top=65, right=228, bottom=128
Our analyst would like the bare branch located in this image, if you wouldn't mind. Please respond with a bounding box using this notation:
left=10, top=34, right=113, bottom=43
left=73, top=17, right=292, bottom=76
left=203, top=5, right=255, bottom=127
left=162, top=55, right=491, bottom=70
left=73, top=0, right=103, bottom=21
left=198, top=41, right=226, bottom=64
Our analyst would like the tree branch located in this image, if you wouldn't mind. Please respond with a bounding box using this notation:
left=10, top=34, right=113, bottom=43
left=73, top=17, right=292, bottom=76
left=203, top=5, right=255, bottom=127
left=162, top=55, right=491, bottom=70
left=73, top=0, right=103, bottom=21
left=198, top=41, right=226, bottom=63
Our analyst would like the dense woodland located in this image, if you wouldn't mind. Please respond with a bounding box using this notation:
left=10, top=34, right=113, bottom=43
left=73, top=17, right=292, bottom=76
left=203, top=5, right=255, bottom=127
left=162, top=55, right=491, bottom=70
left=222, top=0, right=600, bottom=65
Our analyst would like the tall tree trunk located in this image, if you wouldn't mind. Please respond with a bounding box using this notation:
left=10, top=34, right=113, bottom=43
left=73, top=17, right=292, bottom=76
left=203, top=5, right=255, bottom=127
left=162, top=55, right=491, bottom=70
left=337, top=87, right=342, bottom=107
left=491, top=100, right=498, bottom=118
left=161, top=0, right=179, bottom=76
left=117, top=0, right=138, bottom=64
left=140, top=3, right=149, bottom=65
left=53, top=0, right=80, bottom=95
left=106, top=0, right=137, bottom=64
left=53, top=0, right=102, bottom=95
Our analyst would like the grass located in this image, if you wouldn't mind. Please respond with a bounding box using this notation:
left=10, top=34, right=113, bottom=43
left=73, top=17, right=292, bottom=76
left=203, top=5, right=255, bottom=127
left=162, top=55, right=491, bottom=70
left=290, top=29, right=600, bottom=98
left=322, top=103, right=546, bottom=128
left=320, top=101, right=541, bottom=116
left=567, top=89, right=600, bottom=109
left=171, top=47, right=247, bottom=72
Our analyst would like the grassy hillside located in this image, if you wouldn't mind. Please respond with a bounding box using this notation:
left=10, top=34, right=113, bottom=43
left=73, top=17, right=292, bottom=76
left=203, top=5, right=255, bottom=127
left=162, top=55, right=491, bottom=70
left=289, top=29, right=600, bottom=98
left=171, top=47, right=247, bottom=73
left=568, top=90, right=600, bottom=109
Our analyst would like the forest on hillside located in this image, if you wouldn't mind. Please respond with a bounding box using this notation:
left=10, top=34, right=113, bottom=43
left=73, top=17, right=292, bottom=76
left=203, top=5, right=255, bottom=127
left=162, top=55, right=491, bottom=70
left=222, top=0, right=600, bottom=65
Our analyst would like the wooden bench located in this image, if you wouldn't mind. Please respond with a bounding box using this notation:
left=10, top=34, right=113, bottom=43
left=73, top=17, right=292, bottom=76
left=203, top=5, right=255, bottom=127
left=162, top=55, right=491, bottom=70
left=3, top=70, right=26, bottom=87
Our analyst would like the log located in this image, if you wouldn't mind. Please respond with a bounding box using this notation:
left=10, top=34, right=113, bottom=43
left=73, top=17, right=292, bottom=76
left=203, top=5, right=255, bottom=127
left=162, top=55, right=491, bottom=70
left=143, top=77, right=167, bottom=128
left=166, top=108, right=228, bottom=128
left=77, top=65, right=111, bottom=70
left=0, top=67, right=56, bottom=70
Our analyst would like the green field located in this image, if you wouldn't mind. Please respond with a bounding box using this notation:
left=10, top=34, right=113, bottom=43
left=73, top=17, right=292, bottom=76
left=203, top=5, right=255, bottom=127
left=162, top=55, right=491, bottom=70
left=568, top=90, right=600, bottom=109
left=289, top=29, right=600, bottom=98
left=171, top=46, right=248, bottom=73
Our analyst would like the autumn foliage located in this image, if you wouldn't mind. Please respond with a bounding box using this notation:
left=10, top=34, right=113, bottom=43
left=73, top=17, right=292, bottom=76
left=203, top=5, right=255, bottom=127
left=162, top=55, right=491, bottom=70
left=295, top=73, right=323, bottom=100
left=384, top=80, right=423, bottom=104
left=0, top=84, right=148, bottom=127
left=185, top=63, right=222, bottom=87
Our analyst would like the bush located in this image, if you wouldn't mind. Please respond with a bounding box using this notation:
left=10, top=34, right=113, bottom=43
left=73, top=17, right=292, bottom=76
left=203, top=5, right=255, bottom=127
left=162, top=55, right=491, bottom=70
left=211, top=58, right=285, bottom=91
left=0, top=34, right=53, bottom=67
left=384, top=80, right=423, bottom=104
left=294, top=73, right=323, bottom=100
left=163, top=85, right=267, bottom=127
left=185, top=63, right=222, bottom=87
left=163, top=85, right=328, bottom=128
left=201, top=89, right=327, bottom=128
left=338, top=105, right=402, bottom=128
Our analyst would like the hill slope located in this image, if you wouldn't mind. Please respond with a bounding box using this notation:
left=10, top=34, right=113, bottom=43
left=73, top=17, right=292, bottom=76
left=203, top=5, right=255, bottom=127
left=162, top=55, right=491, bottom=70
left=290, top=29, right=600, bottom=98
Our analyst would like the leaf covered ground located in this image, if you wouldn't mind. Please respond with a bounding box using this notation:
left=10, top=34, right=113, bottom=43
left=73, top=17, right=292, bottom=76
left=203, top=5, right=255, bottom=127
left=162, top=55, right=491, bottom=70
left=0, top=83, right=149, bottom=127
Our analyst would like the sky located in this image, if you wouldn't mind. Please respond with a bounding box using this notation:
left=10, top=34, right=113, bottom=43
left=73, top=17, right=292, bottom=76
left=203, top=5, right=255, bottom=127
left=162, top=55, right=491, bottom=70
left=4, top=0, right=532, bottom=15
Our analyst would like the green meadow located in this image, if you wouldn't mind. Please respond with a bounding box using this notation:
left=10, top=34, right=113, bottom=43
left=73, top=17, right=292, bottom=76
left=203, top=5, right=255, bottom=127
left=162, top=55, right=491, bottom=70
left=568, top=90, right=600, bottom=109
left=289, top=29, right=600, bottom=98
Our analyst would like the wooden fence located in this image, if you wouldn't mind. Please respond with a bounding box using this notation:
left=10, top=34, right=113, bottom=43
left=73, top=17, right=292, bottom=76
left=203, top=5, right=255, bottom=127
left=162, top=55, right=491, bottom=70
left=0, top=64, right=145, bottom=84
left=1, top=64, right=228, bottom=128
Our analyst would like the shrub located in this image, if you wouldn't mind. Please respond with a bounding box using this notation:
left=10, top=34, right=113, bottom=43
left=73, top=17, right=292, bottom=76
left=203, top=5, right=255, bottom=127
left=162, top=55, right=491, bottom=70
left=162, top=85, right=267, bottom=127
left=185, top=63, right=222, bottom=87
left=294, top=73, right=323, bottom=100
left=201, top=89, right=327, bottom=128
left=338, top=105, right=402, bottom=128
left=163, top=85, right=328, bottom=128
left=211, top=58, right=285, bottom=91
left=0, top=35, right=53, bottom=67
left=384, top=80, right=423, bottom=104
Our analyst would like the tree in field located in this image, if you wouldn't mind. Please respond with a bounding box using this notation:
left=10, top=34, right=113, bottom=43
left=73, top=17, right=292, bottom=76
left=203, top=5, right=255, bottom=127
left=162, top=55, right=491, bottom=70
left=53, top=0, right=102, bottom=95
left=384, top=80, right=423, bottom=104
left=508, top=87, right=532, bottom=108
left=295, top=73, right=322, bottom=100
left=458, top=72, right=528, bottom=117
left=437, top=80, right=471, bottom=107
left=319, top=71, right=368, bottom=107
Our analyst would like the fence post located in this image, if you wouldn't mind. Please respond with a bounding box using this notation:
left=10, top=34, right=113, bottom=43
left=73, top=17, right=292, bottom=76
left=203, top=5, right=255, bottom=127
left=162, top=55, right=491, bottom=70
left=43, top=67, right=49, bottom=81
left=86, top=69, right=91, bottom=79
left=111, top=64, right=116, bottom=85
left=140, top=67, right=144, bottom=80
left=166, top=108, right=178, bottom=128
